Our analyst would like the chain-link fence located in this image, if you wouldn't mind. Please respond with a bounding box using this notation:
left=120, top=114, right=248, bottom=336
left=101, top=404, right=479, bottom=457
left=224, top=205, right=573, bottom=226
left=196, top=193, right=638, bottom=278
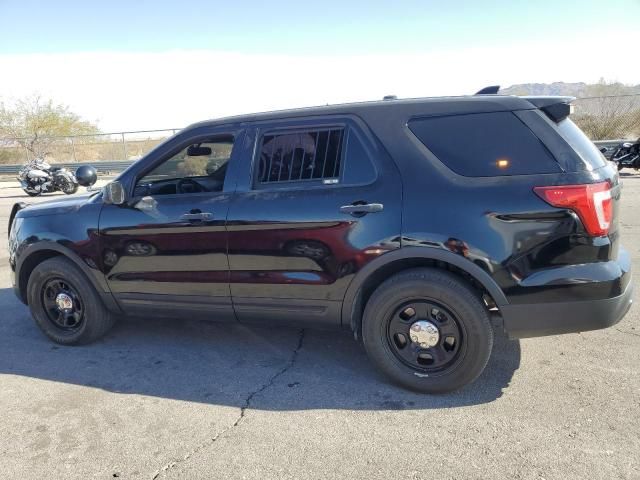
left=0, top=129, right=180, bottom=165
left=572, top=94, right=640, bottom=141
left=1, top=94, right=639, bottom=166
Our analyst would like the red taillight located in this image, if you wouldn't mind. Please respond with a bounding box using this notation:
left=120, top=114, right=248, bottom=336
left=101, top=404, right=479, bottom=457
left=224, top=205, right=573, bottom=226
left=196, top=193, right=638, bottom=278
left=534, top=182, right=613, bottom=237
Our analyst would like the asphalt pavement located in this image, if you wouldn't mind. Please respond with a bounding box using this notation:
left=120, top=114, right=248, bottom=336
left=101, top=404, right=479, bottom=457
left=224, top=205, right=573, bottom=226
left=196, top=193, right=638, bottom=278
left=0, top=178, right=638, bottom=479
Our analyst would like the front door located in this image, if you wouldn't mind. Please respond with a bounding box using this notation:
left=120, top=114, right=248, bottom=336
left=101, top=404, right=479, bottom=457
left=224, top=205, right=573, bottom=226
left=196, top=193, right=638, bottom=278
left=226, top=118, right=402, bottom=327
left=99, top=131, right=241, bottom=321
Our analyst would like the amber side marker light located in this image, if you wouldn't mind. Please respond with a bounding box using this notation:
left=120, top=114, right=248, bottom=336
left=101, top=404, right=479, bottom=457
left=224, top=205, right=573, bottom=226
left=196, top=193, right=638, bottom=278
left=496, top=159, right=510, bottom=169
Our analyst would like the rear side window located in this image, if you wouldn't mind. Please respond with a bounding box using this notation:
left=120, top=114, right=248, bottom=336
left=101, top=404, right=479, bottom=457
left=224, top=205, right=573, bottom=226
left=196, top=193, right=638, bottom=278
left=257, top=128, right=344, bottom=184
left=556, top=118, right=606, bottom=171
left=409, top=112, right=562, bottom=177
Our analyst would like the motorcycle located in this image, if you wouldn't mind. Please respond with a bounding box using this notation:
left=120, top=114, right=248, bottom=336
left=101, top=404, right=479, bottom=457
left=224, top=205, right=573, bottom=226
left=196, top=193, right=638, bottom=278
left=608, top=139, right=640, bottom=172
left=17, top=158, right=79, bottom=197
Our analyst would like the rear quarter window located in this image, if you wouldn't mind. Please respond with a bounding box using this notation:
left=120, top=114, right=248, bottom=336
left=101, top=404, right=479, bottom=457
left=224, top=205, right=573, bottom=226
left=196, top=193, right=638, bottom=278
left=408, top=111, right=562, bottom=177
left=555, top=118, right=607, bottom=171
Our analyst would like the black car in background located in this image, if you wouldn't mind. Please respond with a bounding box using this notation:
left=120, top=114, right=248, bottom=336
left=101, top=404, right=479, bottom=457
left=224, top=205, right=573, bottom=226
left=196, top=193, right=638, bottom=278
left=8, top=91, right=632, bottom=393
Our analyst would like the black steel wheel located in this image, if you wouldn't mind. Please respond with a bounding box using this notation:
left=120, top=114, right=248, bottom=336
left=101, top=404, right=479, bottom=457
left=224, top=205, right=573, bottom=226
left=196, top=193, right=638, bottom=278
left=27, top=257, right=117, bottom=345
left=362, top=268, right=493, bottom=393
left=387, top=300, right=463, bottom=373
left=41, top=278, right=85, bottom=332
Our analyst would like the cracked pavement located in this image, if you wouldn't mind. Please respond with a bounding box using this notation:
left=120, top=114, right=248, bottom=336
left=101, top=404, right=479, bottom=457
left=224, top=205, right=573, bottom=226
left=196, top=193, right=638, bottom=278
left=151, top=329, right=306, bottom=479
left=0, top=179, right=639, bottom=480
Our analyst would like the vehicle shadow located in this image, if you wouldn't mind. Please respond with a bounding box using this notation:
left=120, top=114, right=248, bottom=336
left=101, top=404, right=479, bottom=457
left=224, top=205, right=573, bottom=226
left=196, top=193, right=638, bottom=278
left=0, top=287, right=521, bottom=410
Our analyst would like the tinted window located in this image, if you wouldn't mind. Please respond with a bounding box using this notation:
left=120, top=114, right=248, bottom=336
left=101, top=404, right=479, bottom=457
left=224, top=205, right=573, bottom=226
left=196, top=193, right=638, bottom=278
left=556, top=118, right=606, bottom=171
left=342, top=129, right=377, bottom=185
left=409, top=112, right=562, bottom=177
left=258, top=128, right=344, bottom=184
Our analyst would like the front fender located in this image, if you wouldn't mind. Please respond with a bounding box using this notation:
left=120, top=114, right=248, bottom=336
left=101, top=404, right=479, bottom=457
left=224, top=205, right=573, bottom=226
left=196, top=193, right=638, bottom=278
left=10, top=203, right=120, bottom=313
left=16, top=240, right=106, bottom=290
left=13, top=240, right=121, bottom=314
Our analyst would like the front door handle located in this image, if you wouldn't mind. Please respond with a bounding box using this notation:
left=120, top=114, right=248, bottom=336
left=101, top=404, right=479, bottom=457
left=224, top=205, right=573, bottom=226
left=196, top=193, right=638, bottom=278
left=180, top=211, right=214, bottom=222
left=339, top=203, right=384, bottom=215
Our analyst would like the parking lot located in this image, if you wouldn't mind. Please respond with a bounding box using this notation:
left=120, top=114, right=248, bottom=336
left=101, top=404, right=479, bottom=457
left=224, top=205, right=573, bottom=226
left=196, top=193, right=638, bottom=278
left=0, top=177, right=638, bottom=480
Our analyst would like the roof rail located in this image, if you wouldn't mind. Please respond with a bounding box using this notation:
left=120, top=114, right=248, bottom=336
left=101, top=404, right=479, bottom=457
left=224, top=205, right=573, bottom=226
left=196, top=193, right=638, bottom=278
left=475, top=85, right=500, bottom=95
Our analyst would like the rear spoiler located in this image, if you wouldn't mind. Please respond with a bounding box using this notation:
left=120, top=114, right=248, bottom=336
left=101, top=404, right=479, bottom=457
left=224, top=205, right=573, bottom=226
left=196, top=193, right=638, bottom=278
left=473, top=87, right=575, bottom=123
left=521, top=96, right=575, bottom=122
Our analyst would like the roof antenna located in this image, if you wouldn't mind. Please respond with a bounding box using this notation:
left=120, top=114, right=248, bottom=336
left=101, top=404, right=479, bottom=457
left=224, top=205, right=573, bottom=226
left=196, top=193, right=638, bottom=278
left=475, top=85, right=500, bottom=95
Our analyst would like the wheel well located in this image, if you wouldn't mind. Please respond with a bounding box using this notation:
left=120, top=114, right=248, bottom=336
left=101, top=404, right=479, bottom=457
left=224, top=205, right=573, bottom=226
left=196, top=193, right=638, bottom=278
left=18, top=250, right=62, bottom=304
left=349, top=257, right=498, bottom=337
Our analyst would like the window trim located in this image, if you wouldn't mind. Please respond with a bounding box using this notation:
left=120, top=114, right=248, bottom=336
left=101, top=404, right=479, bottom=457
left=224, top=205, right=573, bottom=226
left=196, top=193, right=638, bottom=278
left=251, top=125, right=347, bottom=190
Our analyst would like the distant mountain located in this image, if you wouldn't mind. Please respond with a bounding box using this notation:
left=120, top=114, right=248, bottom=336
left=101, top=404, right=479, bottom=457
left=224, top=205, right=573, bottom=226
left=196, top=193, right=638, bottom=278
left=500, top=81, right=640, bottom=98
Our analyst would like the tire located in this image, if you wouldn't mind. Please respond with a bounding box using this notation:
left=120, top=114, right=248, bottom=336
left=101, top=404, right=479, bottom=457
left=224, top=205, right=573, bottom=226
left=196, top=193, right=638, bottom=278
left=617, top=162, right=624, bottom=171
left=362, top=268, right=493, bottom=393
left=26, top=257, right=117, bottom=345
left=25, top=190, right=41, bottom=197
left=60, top=178, right=79, bottom=194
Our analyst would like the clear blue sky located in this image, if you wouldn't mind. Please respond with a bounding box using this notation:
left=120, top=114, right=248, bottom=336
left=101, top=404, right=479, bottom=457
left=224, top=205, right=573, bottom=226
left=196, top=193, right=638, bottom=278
left=1, top=0, right=638, bottom=54
left=1, top=0, right=638, bottom=131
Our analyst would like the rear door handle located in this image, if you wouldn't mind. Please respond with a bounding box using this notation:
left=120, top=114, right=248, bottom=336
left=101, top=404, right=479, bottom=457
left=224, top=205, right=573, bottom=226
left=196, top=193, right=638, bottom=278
left=339, top=203, right=384, bottom=215
left=180, top=211, right=214, bottom=222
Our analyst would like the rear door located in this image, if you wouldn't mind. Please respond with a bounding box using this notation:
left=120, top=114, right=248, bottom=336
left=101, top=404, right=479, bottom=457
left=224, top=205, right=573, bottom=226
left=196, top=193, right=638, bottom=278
left=226, top=116, right=402, bottom=327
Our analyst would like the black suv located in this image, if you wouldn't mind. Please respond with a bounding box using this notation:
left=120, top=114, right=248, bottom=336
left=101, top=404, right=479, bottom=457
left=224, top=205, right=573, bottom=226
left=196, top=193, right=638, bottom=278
left=8, top=92, right=632, bottom=393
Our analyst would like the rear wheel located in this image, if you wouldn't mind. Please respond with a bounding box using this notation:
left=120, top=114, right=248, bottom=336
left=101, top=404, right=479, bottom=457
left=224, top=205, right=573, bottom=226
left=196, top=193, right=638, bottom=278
left=60, top=177, right=79, bottom=194
left=27, top=257, right=117, bottom=345
left=362, top=268, right=493, bottom=393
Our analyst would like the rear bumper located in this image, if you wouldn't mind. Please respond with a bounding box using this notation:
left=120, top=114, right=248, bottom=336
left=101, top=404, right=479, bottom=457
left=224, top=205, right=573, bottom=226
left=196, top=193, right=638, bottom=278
left=500, top=247, right=633, bottom=338
left=500, top=274, right=633, bottom=339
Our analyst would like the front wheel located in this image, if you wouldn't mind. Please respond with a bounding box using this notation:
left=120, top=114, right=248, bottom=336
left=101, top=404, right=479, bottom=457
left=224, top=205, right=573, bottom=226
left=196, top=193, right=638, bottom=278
left=362, top=268, right=493, bottom=393
left=27, top=257, right=117, bottom=345
left=24, top=189, right=41, bottom=197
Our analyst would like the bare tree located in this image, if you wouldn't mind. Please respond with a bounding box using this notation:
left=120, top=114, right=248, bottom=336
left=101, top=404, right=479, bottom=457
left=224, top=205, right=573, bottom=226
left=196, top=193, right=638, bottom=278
left=0, top=95, right=99, bottom=160
left=573, top=79, right=640, bottom=140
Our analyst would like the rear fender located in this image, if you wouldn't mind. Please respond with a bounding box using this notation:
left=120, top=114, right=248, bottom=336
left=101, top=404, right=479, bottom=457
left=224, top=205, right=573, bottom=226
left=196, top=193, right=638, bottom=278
left=341, top=246, right=508, bottom=331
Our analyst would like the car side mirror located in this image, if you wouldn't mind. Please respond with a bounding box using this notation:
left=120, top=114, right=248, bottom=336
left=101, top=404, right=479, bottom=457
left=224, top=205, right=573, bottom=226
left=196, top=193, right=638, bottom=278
left=103, top=181, right=126, bottom=205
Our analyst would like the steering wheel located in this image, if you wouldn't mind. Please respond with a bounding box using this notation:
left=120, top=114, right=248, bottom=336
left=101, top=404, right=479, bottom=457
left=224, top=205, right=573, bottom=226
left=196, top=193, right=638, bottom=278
left=177, top=178, right=205, bottom=194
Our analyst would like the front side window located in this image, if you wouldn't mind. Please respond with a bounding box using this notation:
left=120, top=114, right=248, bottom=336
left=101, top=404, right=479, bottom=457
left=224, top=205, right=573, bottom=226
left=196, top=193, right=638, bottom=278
left=135, top=135, right=233, bottom=196
left=257, top=128, right=344, bottom=185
